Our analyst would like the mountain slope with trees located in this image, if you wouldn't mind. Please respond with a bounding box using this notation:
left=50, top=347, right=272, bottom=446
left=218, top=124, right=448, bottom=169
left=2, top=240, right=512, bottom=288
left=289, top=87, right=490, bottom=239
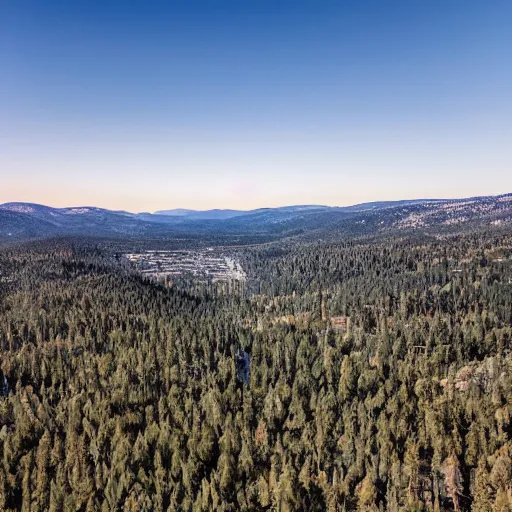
left=1, top=193, right=511, bottom=244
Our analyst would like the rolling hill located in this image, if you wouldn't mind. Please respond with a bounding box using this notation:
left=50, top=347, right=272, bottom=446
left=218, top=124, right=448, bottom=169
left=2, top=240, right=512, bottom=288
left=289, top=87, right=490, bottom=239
left=0, top=194, right=511, bottom=244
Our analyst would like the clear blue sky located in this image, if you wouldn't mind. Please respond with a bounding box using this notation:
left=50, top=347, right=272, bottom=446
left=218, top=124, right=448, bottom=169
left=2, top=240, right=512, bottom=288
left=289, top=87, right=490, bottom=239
left=1, top=0, right=511, bottom=211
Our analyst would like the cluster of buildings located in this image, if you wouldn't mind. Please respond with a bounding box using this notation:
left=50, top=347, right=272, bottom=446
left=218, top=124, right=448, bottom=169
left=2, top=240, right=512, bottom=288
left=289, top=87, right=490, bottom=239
left=125, top=249, right=246, bottom=282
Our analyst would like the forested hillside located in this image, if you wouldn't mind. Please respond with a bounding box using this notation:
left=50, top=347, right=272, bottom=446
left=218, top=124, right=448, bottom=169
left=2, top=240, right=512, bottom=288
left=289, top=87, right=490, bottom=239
left=1, top=193, right=511, bottom=244
left=1, top=234, right=512, bottom=511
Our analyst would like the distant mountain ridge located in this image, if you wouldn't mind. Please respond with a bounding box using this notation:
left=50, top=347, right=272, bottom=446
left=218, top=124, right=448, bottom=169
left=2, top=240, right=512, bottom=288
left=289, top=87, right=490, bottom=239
left=154, top=205, right=330, bottom=220
left=0, top=194, right=511, bottom=243
left=155, top=208, right=251, bottom=220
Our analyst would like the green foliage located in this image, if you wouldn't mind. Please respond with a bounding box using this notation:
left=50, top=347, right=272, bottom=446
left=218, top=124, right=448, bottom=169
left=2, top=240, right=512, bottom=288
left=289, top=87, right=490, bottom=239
left=0, top=234, right=512, bottom=510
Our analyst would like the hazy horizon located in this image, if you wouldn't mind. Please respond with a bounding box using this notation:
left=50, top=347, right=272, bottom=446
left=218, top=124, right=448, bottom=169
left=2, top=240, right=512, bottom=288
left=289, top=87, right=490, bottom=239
left=2, top=1, right=511, bottom=211
left=1, top=190, right=512, bottom=215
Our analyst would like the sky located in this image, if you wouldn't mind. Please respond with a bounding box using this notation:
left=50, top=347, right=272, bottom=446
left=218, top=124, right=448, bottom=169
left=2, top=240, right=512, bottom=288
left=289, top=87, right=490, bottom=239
left=1, top=0, right=511, bottom=212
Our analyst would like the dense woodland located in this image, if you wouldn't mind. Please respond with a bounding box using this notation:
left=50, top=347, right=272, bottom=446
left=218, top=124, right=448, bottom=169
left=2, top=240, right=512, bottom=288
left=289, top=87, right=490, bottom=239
left=1, top=233, right=512, bottom=511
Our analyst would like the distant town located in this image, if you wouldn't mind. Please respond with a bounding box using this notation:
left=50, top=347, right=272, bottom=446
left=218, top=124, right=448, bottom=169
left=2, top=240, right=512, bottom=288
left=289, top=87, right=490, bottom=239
left=125, top=249, right=246, bottom=282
